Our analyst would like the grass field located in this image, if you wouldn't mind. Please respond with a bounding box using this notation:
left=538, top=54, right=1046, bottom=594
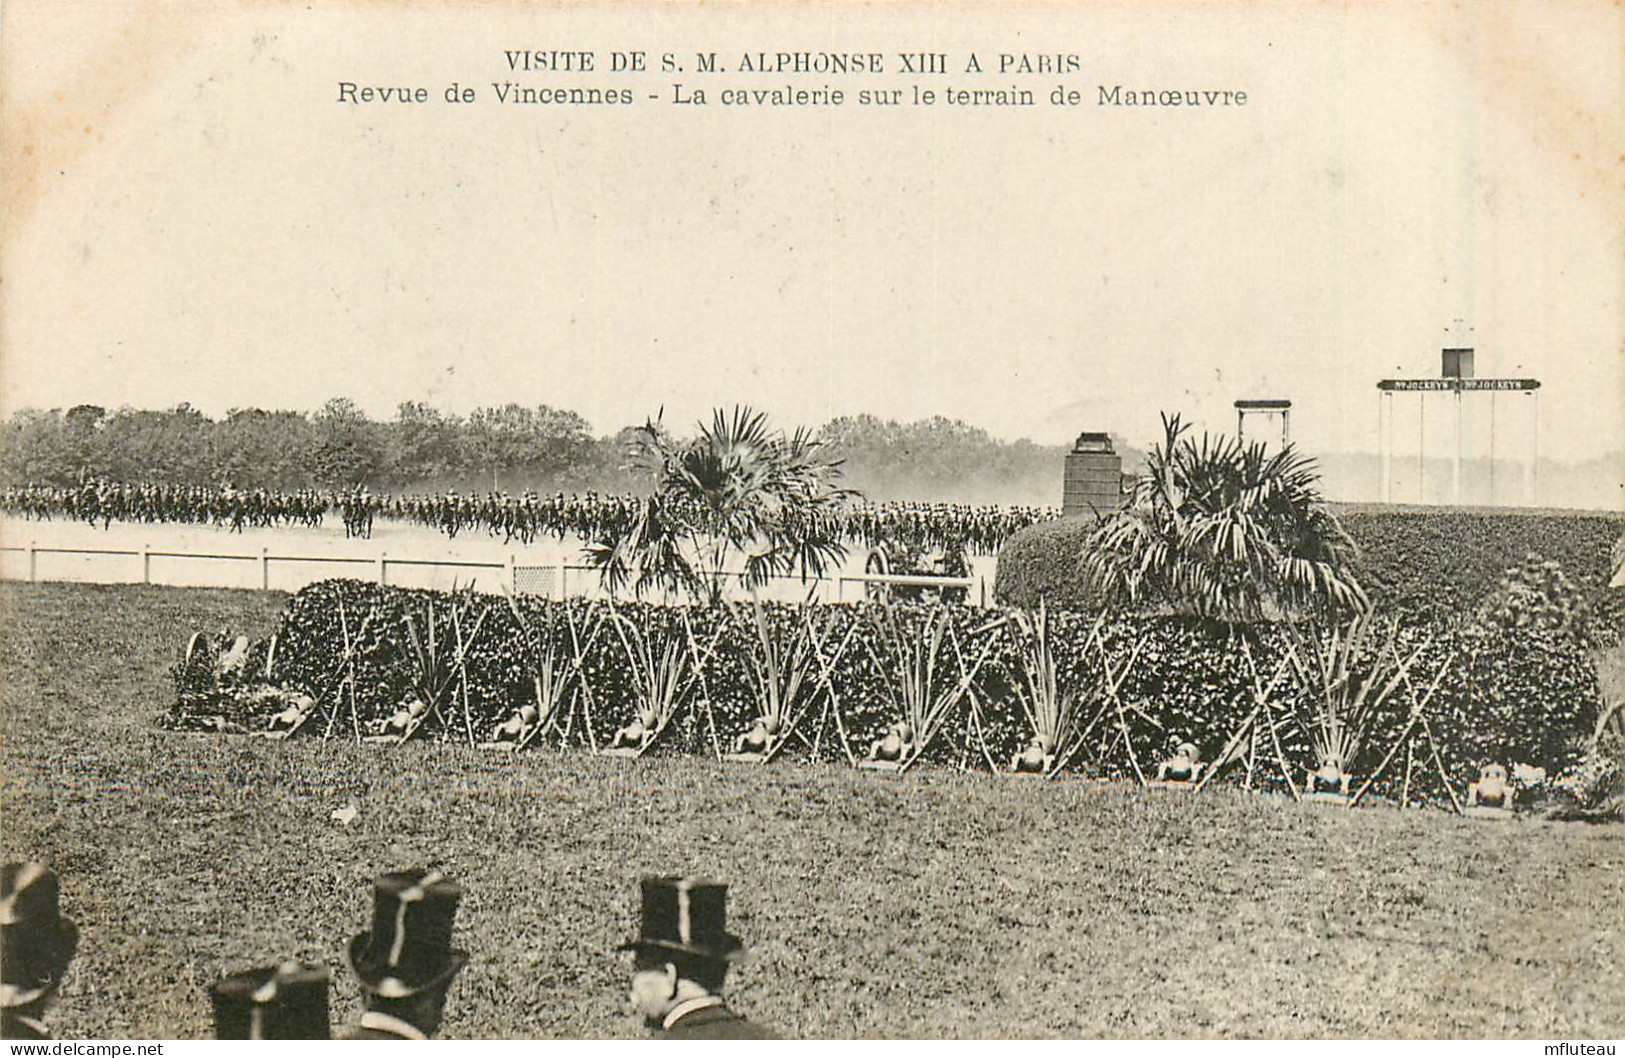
left=1, top=582, right=1622, bottom=1039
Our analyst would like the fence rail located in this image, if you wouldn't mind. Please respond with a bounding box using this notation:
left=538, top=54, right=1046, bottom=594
left=0, top=542, right=987, bottom=603
left=837, top=571, right=985, bottom=606
left=0, top=541, right=514, bottom=594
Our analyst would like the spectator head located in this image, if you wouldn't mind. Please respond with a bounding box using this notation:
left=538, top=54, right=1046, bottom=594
left=0, top=863, right=78, bottom=1016
left=209, top=962, right=331, bottom=1040
left=620, top=877, right=744, bottom=1026
left=347, top=869, right=468, bottom=1037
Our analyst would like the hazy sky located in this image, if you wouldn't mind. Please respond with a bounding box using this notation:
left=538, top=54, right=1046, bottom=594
left=3, top=1, right=1620, bottom=465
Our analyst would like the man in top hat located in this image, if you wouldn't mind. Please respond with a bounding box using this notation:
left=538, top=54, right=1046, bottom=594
left=1, top=862, right=79, bottom=1041
left=340, top=869, right=468, bottom=1040
left=210, top=961, right=331, bottom=1040
left=621, top=876, right=777, bottom=1040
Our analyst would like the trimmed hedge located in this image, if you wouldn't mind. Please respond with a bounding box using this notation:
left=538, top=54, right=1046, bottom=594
left=991, top=515, right=1100, bottom=611
left=1341, top=509, right=1623, bottom=629
left=168, top=579, right=1603, bottom=807
left=994, top=508, right=1625, bottom=634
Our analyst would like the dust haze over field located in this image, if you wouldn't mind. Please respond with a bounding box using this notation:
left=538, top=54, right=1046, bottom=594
left=1317, top=452, right=1622, bottom=514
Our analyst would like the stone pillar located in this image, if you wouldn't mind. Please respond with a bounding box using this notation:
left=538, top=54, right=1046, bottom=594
left=1062, top=432, right=1124, bottom=517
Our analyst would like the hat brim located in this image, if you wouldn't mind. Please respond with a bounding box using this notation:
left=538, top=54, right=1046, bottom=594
left=619, top=934, right=746, bottom=962
left=347, top=933, right=468, bottom=999
left=1, top=918, right=77, bottom=1009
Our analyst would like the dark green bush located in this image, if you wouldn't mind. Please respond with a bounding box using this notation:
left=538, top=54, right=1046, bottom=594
left=995, top=508, right=1624, bottom=637
left=1340, top=510, right=1622, bottom=630
left=990, top=516, right=1100, bottom=611
left=168, top=579, right=1603, bottom=808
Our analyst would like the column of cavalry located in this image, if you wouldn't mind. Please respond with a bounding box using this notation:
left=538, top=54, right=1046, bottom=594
left=0, top=481, right=1059, bottom=554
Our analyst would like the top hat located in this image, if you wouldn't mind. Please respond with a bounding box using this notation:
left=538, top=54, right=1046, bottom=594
left=1, top=863, right=79, bottom=1009
left=209, top=962, right=331, bottom=1040
left=619, top=876, right=744, bottom=962
left=347, top=869, right=468, bottom=999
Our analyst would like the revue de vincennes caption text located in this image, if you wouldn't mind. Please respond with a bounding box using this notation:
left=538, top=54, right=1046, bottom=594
left=337, top=51, right=1248, bottom=109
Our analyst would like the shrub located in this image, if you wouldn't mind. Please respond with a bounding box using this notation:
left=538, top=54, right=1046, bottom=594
left=1434, top=625, right=1600, bottom=779
left=1552, top=639, right=1625, bottom=820
left=1554, top=726, right=1624, bottom=821
left=996, top=507, right=1625, bottom=637
left=1082, top=415, right=1363, bottom=622
left=167, top=579, right=1605, bottom=809
left=991, top=516, right=1099, bottom=611
left=1340, top=510, right=1622, bottom=633
left=1473, top=553, right=1592, bottom=642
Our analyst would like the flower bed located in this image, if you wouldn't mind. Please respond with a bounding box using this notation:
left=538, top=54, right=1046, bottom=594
left=167, top=579, right=1604, bottom=807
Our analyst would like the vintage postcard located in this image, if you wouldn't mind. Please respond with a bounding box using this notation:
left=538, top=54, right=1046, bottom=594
left=1, top=0, right=1620, bottom=1044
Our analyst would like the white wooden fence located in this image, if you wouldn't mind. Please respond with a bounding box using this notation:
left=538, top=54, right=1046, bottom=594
left=0, top=542, right=986, bottom=604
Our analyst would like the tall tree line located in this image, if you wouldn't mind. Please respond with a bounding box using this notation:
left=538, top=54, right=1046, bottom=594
left=0, top=401, right=1137, bottom=506
left=0, top=400, right=618, bottom=493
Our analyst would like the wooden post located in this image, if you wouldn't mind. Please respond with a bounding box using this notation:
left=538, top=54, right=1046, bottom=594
left=1418, top=394, right=1426, bottom=504
left=1523, top=393, right=1534, bottom=506
left=140, top=543, right=151, bottom=585
left=378, top=552, right=388, bottom=586
left=260, top=547, right=271, bottom=591
left=507, top=554, right=517, bottom=595
left=1452, top=388, right=1463, bottom=506
left=1531, top=389, right=1540, bottom=506
left=28, top=540, right=37, bottom=583
left=556, top=559, right=567, bottom=601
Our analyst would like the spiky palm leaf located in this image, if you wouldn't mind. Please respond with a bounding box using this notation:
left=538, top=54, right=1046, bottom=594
left=1007, top=604, right=1100, bottom=768
left=394, top=589, right=488, bottom=744
left=1285, top=613, right=1424, bottom=772
left=589, top=407, right=855, bottom=604
left=728, top=597, right=824, bottom=758
left=1084, top=412, right=1366, bottom=622
left=607, top=605, right=699, bottom=754
left=861, top=605, right=990, bottom=768
left=503, top=594, right=577, bottom=747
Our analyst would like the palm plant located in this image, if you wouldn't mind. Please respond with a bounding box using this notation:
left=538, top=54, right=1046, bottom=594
left=727, top=598, right=824, bottom=760
left=1006, top=605, right=1100, bottom=774
left=1285, top=612, right=1424, bottom=783
left=388, top=588, right=489, bottom=745
left=562, top=599, right=610, bottom=752
left=1083, top=413, right=1366, bottom=623
left=860, top=605, right=993, bottom=771
left=587, top=407, right=855, bottom=604
left=499, top=594, right=576, bottom=749
left=605, top=605, right=700, bottom=756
